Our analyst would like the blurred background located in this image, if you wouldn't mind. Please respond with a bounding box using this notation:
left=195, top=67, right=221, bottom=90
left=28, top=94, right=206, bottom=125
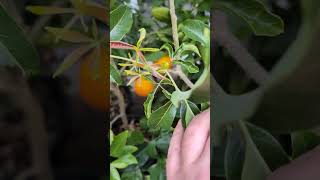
left=0, top=0, right=107, bottom=179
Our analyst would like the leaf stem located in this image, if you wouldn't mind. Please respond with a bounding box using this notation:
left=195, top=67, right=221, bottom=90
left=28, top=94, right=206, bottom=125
left=166, top=71, right=180, bottom=91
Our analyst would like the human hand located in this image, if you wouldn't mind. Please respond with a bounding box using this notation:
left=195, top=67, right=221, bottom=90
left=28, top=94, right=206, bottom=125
left=166, top=110, right=210, bottom=180
left=268, top=145, right=320, bottom=180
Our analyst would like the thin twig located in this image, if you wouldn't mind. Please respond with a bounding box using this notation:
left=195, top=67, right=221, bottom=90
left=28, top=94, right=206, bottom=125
left=212, top=11, right=269, bottom=85
left=110, top=84, right=129, bottom=128
left=169, top=70, right=194, bottom=89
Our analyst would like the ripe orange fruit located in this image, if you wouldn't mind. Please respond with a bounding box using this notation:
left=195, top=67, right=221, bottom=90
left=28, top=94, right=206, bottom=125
left=79, top=48, right=109, bottom=112
left=134, top=77, right=154, bottom=97
left=154, top=55, right=172, bottom=69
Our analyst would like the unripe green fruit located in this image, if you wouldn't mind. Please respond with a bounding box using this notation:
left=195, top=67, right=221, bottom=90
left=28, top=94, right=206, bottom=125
left=152, top=7, right=170, bottom=22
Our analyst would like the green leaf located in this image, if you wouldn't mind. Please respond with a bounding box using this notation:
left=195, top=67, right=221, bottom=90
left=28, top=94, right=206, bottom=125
left=180, top=19, right=208, bottom=46
left=148, top=159, right=166, bottom=180
left=148, top=101, right=177, bottom=130
left=291, top=131, right=320, bottom=158
left=110, top=166, right=121, bottom=180
left=121, top=169, right=143, bottom=180
left=137, top=28, right=146, bottom=48
left=239, top=121, right=271, bottom=180
left=225, top=128, right=245, bottom=180
left=145, top=141, right=158, bottom=159
left=121, top=145, right=138, bottom=155
left=26, top=6, right=74, bottom=15
left=110, top=130, right=114, bottom=146
left=175, top=43, right=201, bottom=58
left=189, top=28, right=210, bottom=103
left=170, top=90, right=191, bottom=108
left=155, top=131, right=171, bottom=154
left=111, top=154, right=138, bottom=169
left=145, top=51, right=165, bottom=62
left=111, top=130, right=129, bottom=158
left=71, top=0, right=108, bottom=24
left=162, top=89, right=171, bottom=99
left=144, top=90, right=156, bottom=119
left=173, top=60, right=199, bottom=74
left=53, top=44, right=94, bottom=77
left=127, top=131, right=145, bottom=145
left=140, top=48, right=160, bottom=52
left=110, top=64, right=123, bottom=85
left=110, top=5, right=133, bottom=41
left=180, top=100, right=200, bottom=128
left=248, top=123, right=290, bottom=171
left=160, top=43, right=174, bottom=58
left=45, top=27, right=93, bottom=43
left=0, top=4, right=40, bottom=74
left=214, top=0, right=284, bottom=36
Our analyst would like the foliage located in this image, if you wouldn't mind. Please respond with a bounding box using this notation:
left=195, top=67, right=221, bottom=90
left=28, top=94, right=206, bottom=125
left=213, top=0, right=320, bottom=180
left=110, top=0, right=210, bottom=179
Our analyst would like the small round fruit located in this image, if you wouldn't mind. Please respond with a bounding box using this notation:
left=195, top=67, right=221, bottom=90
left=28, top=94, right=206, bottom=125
left=134, top=77, right=154, bottom=97
left=154, top=55, right=172, bottom=69
left=151, top=7, right=170, bottom=22
left=79, top=48, right=109, bottom=112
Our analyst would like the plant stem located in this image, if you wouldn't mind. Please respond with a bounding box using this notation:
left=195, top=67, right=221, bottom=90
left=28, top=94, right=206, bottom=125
left=166, top=71, right=180, bottom=91
left=168, top=0, right=179, bottom=51
left=212, top=11, right=269, bottom=85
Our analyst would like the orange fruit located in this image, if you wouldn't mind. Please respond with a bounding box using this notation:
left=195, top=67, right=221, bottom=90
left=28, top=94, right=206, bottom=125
left=79, top=48, right=109, bottom=111
left=134, top=77, right=154, bottom=97
left=154, top=55, right=172, bottom=69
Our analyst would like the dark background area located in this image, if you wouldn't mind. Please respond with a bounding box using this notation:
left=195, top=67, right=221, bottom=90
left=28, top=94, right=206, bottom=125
left=0, top=0, right=107, bottom=179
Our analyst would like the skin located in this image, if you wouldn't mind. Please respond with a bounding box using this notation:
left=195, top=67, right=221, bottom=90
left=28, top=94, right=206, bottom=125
left=166, top=110, right=210, bottom=180
left=166, top=109, right=320, bottom=180
left=268, top=145, right=320, bottom=180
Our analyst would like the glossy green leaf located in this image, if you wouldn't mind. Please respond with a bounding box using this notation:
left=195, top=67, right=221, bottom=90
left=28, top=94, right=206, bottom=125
left=111, top=154, right=138, bottom=169
left=214, top=0, right=284, bottom=36
left=45, top=27, right=93, bottom=43
left=239, top=121, right=271, bottom=180
left=248, top=123, right=290, bottom=171
left=148, top=159, right=166, bottom=180
left=180, top=100, right=200, bottom=128
left=110, top=130, right=114, bottom=146
left=121, top=169, right=143, bottom=180
left=111, top=130, right=129, bottom=158
left=173, top=60, right=199, bottom=74
left=189, top=27, right=210, bottom=103
left=170, top=90, right=191, bottom=107
left=137, top=28, right=146, bottom=48
left=145, top=141, right=158, bottom=159
left=160, top=43, right=174, bottom=58
left=53, top=44, right=94, bottom=77
left=144, top=90, right=156, bottom=119
left=225, top=128, right=244, bottom=180
left=180, top=19, right=208, bottom=46
left=0, top=4, right=40, bottom=74
left=110, top=166, right=121, bottom=180
left=72, top=0, right=108, bottom=24
left=148, top=101, right=177, bottom=130
left=26, top=6, right=74, bottom=15
left=110, top=64, right=123, bottom=85
left=176, top=43, right=201, bottom=58
left=110, top=5, right=133, bottom=41
left=127, top=131, right=145, bottom=145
